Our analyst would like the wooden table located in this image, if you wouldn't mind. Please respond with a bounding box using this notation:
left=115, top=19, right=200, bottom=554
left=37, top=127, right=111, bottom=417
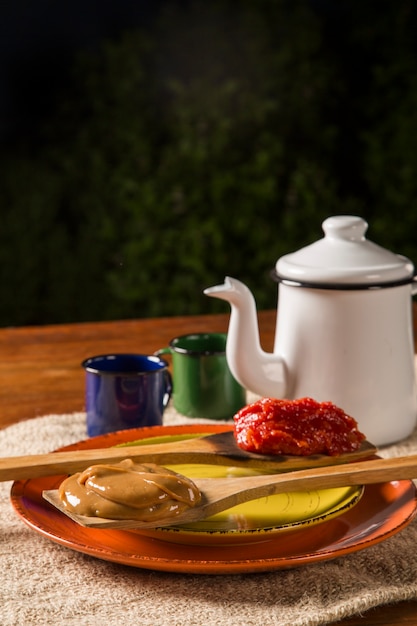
left=1, top=310, right=417, bottom=625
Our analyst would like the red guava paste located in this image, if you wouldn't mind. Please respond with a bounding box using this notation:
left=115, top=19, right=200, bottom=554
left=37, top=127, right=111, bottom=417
left=233, top=397, right=366, bottom=456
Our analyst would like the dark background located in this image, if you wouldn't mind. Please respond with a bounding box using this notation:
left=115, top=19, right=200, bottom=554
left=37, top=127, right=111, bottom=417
left=0, top=1, right=162, bottom=143
left=1, top=0, right=417, bottom=326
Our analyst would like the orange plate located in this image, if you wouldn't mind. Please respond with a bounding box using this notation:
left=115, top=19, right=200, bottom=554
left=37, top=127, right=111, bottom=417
left=10, top=424, right=417, bottom=575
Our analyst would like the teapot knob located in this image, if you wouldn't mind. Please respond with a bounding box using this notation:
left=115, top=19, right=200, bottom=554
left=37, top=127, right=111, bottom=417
left=323, top=215, right=368, bottom=242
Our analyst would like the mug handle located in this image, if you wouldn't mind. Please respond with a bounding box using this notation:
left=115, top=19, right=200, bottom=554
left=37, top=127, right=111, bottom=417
left=154, top=349, right=173, bottom=408
left=154, top=347, right=171, bottom=356
left=163, top=370, right=173, bottom=408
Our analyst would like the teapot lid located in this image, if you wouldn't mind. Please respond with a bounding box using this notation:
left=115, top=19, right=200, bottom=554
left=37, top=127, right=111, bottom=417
left=275, top=215, right=414, bottom=288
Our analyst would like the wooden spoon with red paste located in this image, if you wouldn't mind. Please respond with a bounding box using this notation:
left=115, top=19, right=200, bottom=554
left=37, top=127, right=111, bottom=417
left=0, top=398, right=374, bottom=481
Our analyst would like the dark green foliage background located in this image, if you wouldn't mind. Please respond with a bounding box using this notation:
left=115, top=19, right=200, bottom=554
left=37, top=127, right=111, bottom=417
left=1, top=0, right=417, bottom=326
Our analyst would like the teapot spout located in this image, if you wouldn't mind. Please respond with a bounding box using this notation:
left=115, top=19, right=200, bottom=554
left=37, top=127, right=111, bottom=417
left=204, top=277, right=287, bottom=398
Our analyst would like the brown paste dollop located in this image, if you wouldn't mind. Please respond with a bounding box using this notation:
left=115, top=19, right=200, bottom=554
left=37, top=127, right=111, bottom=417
left=58, top=459, right=202, bottom=521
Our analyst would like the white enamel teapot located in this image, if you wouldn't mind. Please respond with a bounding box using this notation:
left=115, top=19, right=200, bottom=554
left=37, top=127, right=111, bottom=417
left=204, top=215, right=417, bottom=445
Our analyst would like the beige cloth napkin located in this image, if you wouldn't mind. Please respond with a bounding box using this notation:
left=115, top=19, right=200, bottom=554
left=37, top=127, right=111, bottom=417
left=2, top=407, right=417, bottom=626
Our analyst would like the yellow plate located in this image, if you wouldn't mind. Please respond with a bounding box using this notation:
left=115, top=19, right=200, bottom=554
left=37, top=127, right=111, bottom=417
left=122, top=434, right=364, bottom=545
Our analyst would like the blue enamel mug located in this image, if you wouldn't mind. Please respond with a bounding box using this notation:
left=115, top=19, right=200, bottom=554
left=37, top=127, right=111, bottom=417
left=82, top=354, right=172, bottom=437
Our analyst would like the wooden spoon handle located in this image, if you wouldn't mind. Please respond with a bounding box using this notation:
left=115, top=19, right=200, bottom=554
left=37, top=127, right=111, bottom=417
left=0, top=433, right=239, bottom=481
left=158, top=452, right=417, bottom=525
left=0, top=445, right=208, bottom=482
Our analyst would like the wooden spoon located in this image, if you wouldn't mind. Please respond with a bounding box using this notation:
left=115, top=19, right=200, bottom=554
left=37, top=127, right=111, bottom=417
left=43, top=452, right=417, bottom=530
left=0, top=431, right=376, bottom=482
